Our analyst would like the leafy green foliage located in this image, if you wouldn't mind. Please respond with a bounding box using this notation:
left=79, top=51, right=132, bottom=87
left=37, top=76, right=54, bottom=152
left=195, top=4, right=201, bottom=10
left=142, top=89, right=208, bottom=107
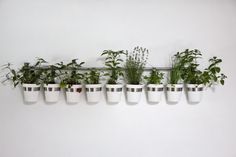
left=84, top=69, right=100, bottom=84
left=101, top=50, right=125, bottom=84
left=180, top=49, right=203, bottom=84
left=2, top=58, right=46, bottom=87
left=124, top=46, right=149, bottom=85
left=169, top=49, right=202, bottom=84
left=201, top=57, right=227, bottom=86
left=60, top=59, right=85, bottom=88
left=40, top=59, right=63, bottom=85
left=144, top=68, right=164, bottom=84
left=179, top=49, right=227, bottom=86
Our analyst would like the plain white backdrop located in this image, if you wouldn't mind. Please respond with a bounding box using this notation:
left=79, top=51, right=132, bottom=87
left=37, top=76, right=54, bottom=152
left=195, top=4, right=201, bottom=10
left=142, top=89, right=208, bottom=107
left=0, top=0, right=236, bottom=157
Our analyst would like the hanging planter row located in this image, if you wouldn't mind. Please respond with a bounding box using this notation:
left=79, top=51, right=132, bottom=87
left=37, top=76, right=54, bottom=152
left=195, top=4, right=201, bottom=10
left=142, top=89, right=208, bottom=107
left=21, top=82, right=206, bottom=104
left=2, top=47, right=227, bottom=104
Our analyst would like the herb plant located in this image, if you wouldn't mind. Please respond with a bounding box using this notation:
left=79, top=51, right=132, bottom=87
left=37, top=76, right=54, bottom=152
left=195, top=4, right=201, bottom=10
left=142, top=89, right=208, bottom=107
left=84, top=69, right=100, bottom=84
left=179, top=49, right=203, bottom=84
left=145, top=68, right=164, bottom=84
left=201, top=56, right=227, bottom=86
left=169, top=49, right=202, bottom=84
left=60, top=59, right=85, bottom=88
left=179, top=49, right=227, bottom=86
left=2, top=58, right=46, bottom=87
left=101, top=50, right=125, bottom=84
left=40, top=59, right=63, bottom=85
left=124, top=46, right=149, bottom=85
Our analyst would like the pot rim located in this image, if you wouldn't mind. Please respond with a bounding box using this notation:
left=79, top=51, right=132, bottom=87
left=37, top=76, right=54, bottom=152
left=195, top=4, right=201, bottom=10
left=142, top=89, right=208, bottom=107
left=85, top=84, right=102, bottom=87
left=22, top=83, right=40, bottom=87
left=126, top=84, right=144, bottom=88
left=43, top=84, right=60, bottom=87
left=186, top=84, right=204, bottom=88
left=166, top=84, right=183, bottom=88
left=106, top=84, right=123, bottom=88
left=66, top=84, right=83, bottom=88
left=147, top=84, right=164, bottom=87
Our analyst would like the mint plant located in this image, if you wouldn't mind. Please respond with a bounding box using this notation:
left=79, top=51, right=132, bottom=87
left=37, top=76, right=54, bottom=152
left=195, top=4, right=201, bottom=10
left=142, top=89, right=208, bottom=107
left=145, top=68, right=164, bottom=84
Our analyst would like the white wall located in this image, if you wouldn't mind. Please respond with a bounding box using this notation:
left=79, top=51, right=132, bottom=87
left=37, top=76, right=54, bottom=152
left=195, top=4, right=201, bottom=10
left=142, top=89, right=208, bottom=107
left=0, top=0, right=236, bottom=157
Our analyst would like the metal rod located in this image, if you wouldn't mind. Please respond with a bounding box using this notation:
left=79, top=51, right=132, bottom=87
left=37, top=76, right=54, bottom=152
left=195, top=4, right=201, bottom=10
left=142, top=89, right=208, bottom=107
left=31, top=66, right=172, bottom=71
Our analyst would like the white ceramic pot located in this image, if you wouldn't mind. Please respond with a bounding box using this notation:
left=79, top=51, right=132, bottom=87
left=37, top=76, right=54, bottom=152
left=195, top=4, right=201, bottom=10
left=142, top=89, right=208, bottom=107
left=186, top=84, right=204, bottom=103
left=22, top=83, right=41, bottom=102
left=43, top=84, right=61, bottom=103
left=126, top=84, right=143, bottom=103
left=147, top=84, right=164, bottom=103
left=65, top=84, right=83, bottom=103
left=85, top=84, right=102, bottom=103
left=106, top=84, right=123, bottom=103
left=166, top=84, right=183, bottom=103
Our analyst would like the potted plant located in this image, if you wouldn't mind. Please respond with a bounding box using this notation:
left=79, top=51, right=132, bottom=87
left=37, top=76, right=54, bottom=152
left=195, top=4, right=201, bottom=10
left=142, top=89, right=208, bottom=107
left=166, top=50, right=190, bottom=103
left=84, top=69, right=102, bottom=103
left=144, top=68, right=164, bottom=103
left=2, top=58, right=45, bottom=102
left=124, top=46, right=149, bottom=103
left=41, top=60, right=62, bottom=103
left=60, top=59, right=85, bottom=103
left=101, top=50, right=125, bottom=103
left=184, top=54, right=227, bottom=103
left=180, top=49, right=205, bottom=103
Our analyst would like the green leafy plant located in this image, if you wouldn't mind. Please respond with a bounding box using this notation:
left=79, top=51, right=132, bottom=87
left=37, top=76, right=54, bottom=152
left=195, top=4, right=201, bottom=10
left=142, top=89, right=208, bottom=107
left=178, top=49, right=227, bottom=86
left=1, top=58, right=46, bottom=87
left=84, top=69, right=100, bottom=84
left=144, top=68, right=164, bottom=84
left=178, top=49, right=203, bottom=84
left=169, top=49, right=202, bottom=84
left=101, top=50, right=125, bottom=84
left=60, top=59, right=85, bottom=88
left=40, top=59, right=63, bottom=85
left=201, top=56, right=227, bottom=86
left=124, top=46, right=149, bottom=85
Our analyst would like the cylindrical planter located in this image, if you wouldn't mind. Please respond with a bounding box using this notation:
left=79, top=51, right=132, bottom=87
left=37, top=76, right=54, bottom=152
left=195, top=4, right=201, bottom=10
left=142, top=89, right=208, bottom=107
left=186, top=84, right=204, bottom=103
left=43, top=84, right=61, bottom=103
left=85, top=84, right=102, bottom=103
left=166, top=84, right=183, bottom=103
left=22, top=83, right=41, bottom=102
left=106, top=84, right=123, bottom=103
left=147, top=84, right=164, bottom=103
left=65, top=84, right=83, bottom=103
left=126, top=84, right=143, bottom=103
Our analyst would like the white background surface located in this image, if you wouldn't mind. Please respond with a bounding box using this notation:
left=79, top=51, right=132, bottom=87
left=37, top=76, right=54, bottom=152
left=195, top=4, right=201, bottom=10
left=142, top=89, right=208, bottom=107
left=0, top=0, right=236, bottom=157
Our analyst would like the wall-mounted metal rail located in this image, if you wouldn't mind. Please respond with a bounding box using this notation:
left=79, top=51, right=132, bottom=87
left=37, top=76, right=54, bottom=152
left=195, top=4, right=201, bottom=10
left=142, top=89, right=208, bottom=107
left=31, top=67, right=172, bottom=71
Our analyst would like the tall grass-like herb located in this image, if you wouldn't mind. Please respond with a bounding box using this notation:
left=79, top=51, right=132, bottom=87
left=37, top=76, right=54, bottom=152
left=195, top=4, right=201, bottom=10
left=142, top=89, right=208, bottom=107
left=124, top=46, right=149, bottom=85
